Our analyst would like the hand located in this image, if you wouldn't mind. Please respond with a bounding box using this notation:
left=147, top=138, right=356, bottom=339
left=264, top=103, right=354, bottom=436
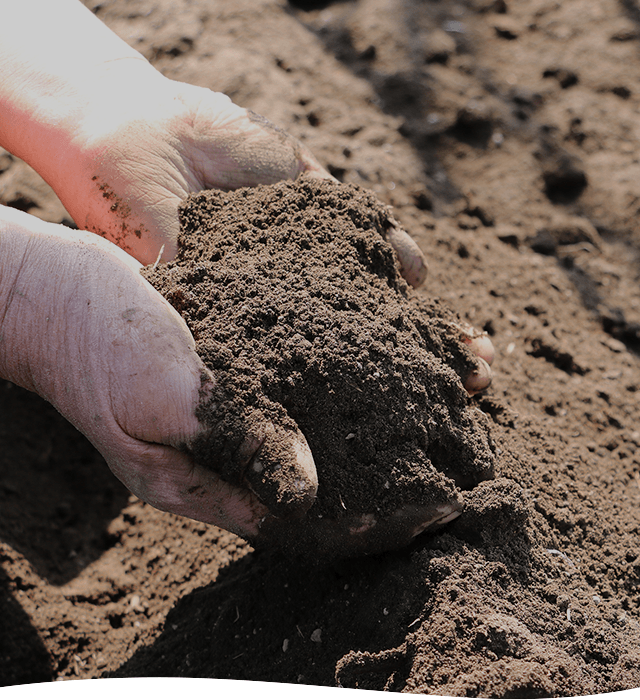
left=0, top=42, right=492, bottom=555
left=0, top=205, right=318, bottom=540
left=0, top=208, right=484, bottom=554
left=49, top=69, right=429, bottom=287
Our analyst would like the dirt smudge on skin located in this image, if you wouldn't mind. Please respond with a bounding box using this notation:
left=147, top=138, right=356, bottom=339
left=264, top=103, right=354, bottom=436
left=89, top=176, right=148, bottom=247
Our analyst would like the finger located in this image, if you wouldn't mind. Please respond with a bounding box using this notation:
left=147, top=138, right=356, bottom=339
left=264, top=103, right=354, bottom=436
left=464, top=357, right=492, bottom=396
left=190, top=93, right=332, bottom=190
left=461, top=329, right=496, bottom=366
left=292, top=155, right=429, bottom=289
left=291, top=138, right=335, bottom=181
left=242, top=425, right=318, bottom=519
left=456, top=323, right=495, bottom=395
left=290, top=155, right=429, bottom=288
left=385, top=221, right=429, bottom=288
left=105, top=437, right=269, bottom=540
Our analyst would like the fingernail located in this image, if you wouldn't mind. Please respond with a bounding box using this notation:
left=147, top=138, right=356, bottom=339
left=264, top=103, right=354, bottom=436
left=464, top=333, right=496, bottom=366
left=386, top=226, right=428, bottom=288
left=465, top=357, right=492, bottom=395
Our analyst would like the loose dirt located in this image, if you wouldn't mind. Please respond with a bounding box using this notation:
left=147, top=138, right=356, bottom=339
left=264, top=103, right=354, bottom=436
left=142, top=179, right=494, bottom=539
left=3, top=0, right=640, bottom=695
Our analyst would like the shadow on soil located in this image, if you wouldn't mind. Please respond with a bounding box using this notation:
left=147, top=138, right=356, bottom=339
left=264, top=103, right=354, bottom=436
left=109, top=476, right=535, bottom=686
left=0, top=382, right=130, bottom=586
left=0, top=567, right=52, bottom=686
left=286, top=0, right=585, bottom=210
left=289, top=0, right=640, bottom=353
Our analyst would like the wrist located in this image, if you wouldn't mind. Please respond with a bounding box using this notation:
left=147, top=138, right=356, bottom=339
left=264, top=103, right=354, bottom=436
left=3, top=55, right=166, bottom=206
left=13, top=57, right=181, bottom=263
left=66, top=66, right=187, bottom=262
left=0, top=0, right=152, bottom=170
left=0, top=0, right=175, bottom=258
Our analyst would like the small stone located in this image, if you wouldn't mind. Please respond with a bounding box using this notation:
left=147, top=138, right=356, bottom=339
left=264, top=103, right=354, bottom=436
left=493, top=17, right=521, bottom=39
left=603, top=337, right=626, bottom=353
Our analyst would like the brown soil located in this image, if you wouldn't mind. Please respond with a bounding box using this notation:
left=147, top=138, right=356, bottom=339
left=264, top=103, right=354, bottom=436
left=3, top=0, right=640, bottom=695
left=142, top=179, right=494, bottom=543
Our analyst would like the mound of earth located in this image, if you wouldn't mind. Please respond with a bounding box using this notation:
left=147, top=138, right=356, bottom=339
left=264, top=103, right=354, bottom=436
left=142, top=178, right=494, bottom=539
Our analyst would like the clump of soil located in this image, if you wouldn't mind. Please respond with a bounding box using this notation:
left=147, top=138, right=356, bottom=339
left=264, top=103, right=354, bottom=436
left=142, top=178, right=495, bottom=533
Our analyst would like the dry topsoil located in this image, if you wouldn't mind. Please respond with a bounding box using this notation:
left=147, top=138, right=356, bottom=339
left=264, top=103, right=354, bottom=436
left=4, top=0, right=640, bottom=696
left=141, top=178, right=494, bottom=547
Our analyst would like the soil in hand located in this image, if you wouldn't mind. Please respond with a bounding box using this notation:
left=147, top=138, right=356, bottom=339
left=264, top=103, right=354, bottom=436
left=8, top=0, right=640, bottom=693
left=142, top=178, right=495, bottom=535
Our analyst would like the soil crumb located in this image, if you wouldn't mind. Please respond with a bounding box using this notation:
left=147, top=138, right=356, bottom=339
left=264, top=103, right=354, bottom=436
left=142, top=178, right=495, bottom=527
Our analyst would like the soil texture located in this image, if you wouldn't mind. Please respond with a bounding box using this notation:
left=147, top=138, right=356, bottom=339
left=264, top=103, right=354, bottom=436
left=4, top=0, right=640, bottom=696
left=142, top=179, right=494, bottom=543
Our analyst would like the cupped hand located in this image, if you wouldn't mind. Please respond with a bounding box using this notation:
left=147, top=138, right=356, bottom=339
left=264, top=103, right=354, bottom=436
left=0, top=206, right=318, bottom=541
left=62, top=72, right=428, bottom=287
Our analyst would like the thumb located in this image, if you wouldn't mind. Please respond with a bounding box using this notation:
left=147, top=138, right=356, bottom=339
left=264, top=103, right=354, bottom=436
left=183, top=86, right=331, bottom=190
left=183, top=86, right=429, bottom=288
left=103, top=434, right=270, bottom=540
left=242, top=423, right=318, bottom=519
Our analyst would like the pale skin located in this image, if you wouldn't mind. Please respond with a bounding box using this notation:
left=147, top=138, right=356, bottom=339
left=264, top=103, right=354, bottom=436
left=0, top=0, right=494, bottom=553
